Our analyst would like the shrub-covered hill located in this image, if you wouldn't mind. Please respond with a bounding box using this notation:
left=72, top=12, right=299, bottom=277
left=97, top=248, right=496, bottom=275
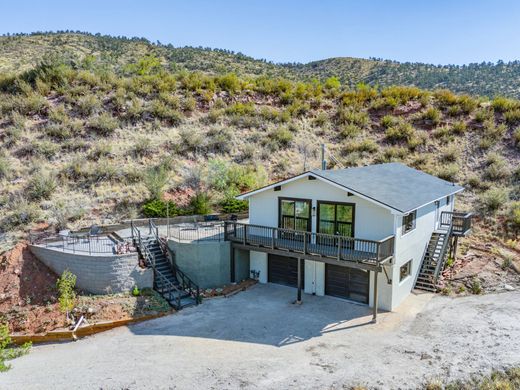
left=3, top=32, right=520, bottom=98
left=0, top=57, right=519, bottom=252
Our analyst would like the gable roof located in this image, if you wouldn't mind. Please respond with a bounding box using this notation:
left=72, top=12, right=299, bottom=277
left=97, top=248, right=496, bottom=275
left=237, top=163, right=464, bottom=214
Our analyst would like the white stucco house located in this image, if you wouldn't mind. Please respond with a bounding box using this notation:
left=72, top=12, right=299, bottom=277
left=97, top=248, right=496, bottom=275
left=225, top=163, right=472, bottom=321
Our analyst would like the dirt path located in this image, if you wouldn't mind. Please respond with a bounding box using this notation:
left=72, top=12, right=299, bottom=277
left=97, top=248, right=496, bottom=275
left=3, top=285, right=520, bottom=389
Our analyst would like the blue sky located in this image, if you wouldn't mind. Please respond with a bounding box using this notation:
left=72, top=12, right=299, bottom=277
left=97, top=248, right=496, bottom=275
left=2, top=0, right=519, bottom=65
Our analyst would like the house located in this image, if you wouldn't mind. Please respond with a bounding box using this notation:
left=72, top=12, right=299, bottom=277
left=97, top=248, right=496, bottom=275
left=225, top=163, right=472, bottom=321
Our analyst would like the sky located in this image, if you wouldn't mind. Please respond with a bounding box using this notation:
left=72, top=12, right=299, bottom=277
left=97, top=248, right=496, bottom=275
left=1, top=0, right=519, bottom=65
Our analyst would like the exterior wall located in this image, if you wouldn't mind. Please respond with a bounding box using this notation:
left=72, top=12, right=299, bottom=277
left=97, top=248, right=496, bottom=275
left=250, top=251, right=268, bottom=283
left=389, top=194, right=455, bottom=309
left=304, top=260, right=325, bottom=296
left=234, top=248, right=251, bottom=282
left=167, top=240, right=231, bottom=289
left=29, top=245, right=153, bottom=294
left=248, top=176, right=395, bottom=240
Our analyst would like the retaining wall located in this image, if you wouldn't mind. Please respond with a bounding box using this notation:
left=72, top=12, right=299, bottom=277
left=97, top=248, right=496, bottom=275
left=29, top=245, right=153, bottom=294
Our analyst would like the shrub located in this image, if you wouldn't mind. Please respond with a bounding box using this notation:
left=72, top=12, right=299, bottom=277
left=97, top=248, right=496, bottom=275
left=491, top=96, right=518, bottom=113
left=76, top=94, right=101, bottom=116
left=312, top=111, right=329, bottom=127
left=436, top=164, right=459, bottom=182
left=324, top=76, right=341, bottom=90
left=480, top=188, right=508, bottom=213
left=57, top=270, right=76, bottom=317
left=483, top=120, right=506, bottom=141
left=27, top=172, right=57, bottom=200
left=504, top=109, right=520, bottom=125
left=421, top=107, right=441, bottom=125
left=380, top=115, right=398, bottom=129
left=451, top=121, right=467, bottom=135
left=142, top=199, right=179, bottom=218
left=506, top=201, right=520, bottom=234
left=88, top=113, right=119, bottom=136
left=268, top=127, right=293, bottom=148
left=133, top=137, right=154, bottom=158
left=44, top=122, right=72, bottom=140
left=484, top=155, right=510, bottom=181
left=0, top=155, right=10, bottom=179
left=379, top=146, right=407, bottom=162
left=441, top=146, right=460, bottom=162
left=32, top=140, right=59, bottom=159
left=221, top=197, right=248, bottom=213
left=514, top=127, right=520, bottom=146
left=189, top=192, right=212, bottom=215
left=385, top=122, right=415, bottom=143
left=3, top=198, right=40, bottom=229
left=144, top=166, right=169, bottom=200
left=178, top=127, right=204, bottom=154
left=343, top=139, right=378, bottom=154
left=215, top=73, right=241, bottom=94
left=206, top=126, right=233, bottom=154
left=339, top=124, right=362, bottom=139
left=336, top=108, right=369, bottom=127
left=469, top=278, right=482, bottom=294
left=149, top=99, right=182, bottom=125
left=225, top=102, right=255, bottom=116
left=182, top=96, right=197, bottom=112
left=474, top=107, right=493, bottom=123
left=0, top=323, right=31, bottom=372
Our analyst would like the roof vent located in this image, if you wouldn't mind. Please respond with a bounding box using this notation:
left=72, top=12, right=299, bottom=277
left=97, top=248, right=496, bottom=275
left=274, top=185, right=281, bottom=191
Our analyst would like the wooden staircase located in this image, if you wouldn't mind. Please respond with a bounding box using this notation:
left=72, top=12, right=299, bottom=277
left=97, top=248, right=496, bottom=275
left=131, top=221, right=199, bottom=310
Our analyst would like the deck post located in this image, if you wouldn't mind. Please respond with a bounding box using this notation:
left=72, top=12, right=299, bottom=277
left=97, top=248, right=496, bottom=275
left=230, top=246, right=236, bottom=283
left=372, top=269, right=379, bottom=323
left=271, top=228, right=275, bottom=249
left=452, top=236, right=459, bottom=260
left=296, top=257, right=302, bottom=304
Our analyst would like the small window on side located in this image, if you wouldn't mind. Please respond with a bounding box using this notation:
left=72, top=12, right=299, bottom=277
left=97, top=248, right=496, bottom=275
left=402, top=210, right=416, bottom=235
left=446, top=196, right=451, bottom=206
left=400, top=260, right=412, bottom=282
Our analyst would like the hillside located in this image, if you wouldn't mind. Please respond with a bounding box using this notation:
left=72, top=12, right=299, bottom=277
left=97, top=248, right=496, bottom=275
left=0, top=51, right=519, bottom=252
left=2, top=32, right=520, bottom=97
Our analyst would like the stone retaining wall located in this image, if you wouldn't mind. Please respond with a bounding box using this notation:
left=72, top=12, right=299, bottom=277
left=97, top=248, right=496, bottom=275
left=29, top=245, right=153, bottom=294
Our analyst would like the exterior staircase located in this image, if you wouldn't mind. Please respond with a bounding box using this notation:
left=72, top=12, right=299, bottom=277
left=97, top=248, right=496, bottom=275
left=414, top=230, right=451, bottom=292
left=131, top=221, right=199, bottom=310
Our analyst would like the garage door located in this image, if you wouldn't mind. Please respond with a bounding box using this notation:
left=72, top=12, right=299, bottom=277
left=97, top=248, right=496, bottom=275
left=268, top=255, right=304, bottom=288
left=325, top=264, right=369, bottom=304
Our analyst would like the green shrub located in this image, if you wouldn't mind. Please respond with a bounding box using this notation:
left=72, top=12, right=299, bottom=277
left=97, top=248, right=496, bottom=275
left=480, top=188, right=508, bottom=213
left=421, top=107, right=441, bottom=125
left=206, top=126, right=233, bottom=154
left=436, top=164, right=459, bottom=182
left=484, top=155, right=510, bottom=181
left=339, top=124, right=362, bottom=139
left=221, top=197, right=248, bottom=213
left=506, top=201, right=520, bottom=233
left=451, top=121, right=467, bottom=135
left=268, top=127, right=293, bottom=148
left=483, top=120, right=506, bottom=141
left=133, top=137, right=154, bottom=158
left=149, top=99, right=182, bottom=125
left=32, top=140, right=59, bottom=159
left=469, top=278, right=482, bottom=294
left=182, top=96, right=197, bottom=112
left=45, top=122, right=72, bottom=140
left=514, top=127, right=520, bottom=146
left=88, top=113, right=119, bottom=136
left=189, top=192, right=212, bottom=215
left=312, top=111, right=329, bottom=127
left=504, top=109, right=520, bottom=125
left=441, top=146, right=460, bottom=162
left=142, top=199, right=179, bottom=218
left=76, top=94, right=101, bottom=116
left=432, top=126, right=452, bottom=141
left=491, top=96, right=518, bottom=112
left=343, top=139, right=378, bottom=154
left=215, top=73, right=241, bottom=94
left=0, top=155, right=10, bottom=179
left=324, top=76, right=341, bottom=90
left=385, top=122, right=416, bottom=143
left=225, top=102, right=255, bottom=116
left=0, top=323, right=31, bottom=372
left=380, top=146, right=407, bottom=162
left=380, top=115, right=398, bottom=129
left=144, top=166, right=169, bottom=200
left=3, top=198, right=40, bottom=229
left=336, top=108, right=369, bottom=127
left=474, top=107, right=493, bottom=123
left=57, top=270, right=76, bottom=316
left=27, top=172, right=57, bottom=200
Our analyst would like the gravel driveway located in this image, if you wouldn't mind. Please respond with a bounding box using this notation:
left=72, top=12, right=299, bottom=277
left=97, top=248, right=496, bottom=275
left=3, top=284, right=520, bottom=389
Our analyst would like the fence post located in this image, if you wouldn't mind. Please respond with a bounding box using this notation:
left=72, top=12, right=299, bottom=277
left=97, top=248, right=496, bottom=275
left=88, top=238, right=91, bottom=255
left=303, top=232, right=307, bottom=254
left=337, top=237, right=341, bottom=261
left=271, top=228, right=275, bottom=249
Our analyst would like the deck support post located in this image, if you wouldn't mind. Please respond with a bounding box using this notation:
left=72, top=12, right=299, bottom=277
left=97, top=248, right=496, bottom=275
left=372, top=269, right=378, bottom=323
left=452, top=236, right=459, bottom=261
left=230, top=246, right=236, bottom=284
left=296, top=257, right=302, bottom=304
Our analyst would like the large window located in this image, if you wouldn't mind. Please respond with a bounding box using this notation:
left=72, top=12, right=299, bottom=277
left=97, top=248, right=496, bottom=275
left=317, top=202, right=355, bottom=237
left=402, top=210, right=416, bottom=235
left=400, top=260, right=412, bottom=282
left=279, top=198, right=311, bottom=232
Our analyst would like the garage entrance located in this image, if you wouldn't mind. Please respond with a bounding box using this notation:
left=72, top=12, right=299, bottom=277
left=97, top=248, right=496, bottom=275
left=325, top=264, right=369, bottom=304
left=268, top=254, right=304, bottom=288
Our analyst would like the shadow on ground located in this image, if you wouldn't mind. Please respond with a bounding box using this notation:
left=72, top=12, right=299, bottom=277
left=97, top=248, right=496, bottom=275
left=129, top=283, right=374, bottom=346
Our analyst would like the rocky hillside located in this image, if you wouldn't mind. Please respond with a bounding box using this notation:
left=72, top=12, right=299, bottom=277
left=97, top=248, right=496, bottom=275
left=3, top=32, right=520, bottom=97
left=0, top=47, right=519, bottom=254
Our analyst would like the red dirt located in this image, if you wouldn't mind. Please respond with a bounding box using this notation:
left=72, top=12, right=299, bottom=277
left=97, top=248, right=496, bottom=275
left=0, top=242, right=66, bottom=334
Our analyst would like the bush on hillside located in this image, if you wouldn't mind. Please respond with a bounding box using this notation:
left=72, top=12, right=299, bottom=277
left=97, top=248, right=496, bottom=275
left=480, top=188, right=509, bottom=214
left=221, top=197, right=248, bottom=213
left=142, top=199, right=179, bottom=218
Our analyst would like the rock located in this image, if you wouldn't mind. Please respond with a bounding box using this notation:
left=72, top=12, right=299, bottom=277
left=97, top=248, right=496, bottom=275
left=420, top=353, right=433, bottom=360
left=504, top=284, right=515, bottom=291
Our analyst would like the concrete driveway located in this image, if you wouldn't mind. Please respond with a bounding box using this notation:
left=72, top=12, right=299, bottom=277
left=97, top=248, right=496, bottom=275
left=3, top=284, right=520, bottom=389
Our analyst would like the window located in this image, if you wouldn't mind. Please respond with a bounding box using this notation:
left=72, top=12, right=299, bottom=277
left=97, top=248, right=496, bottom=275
left=402, top=210, right=416, bottom=234
left=279, top=198, right=311, bottom=232
left=400, top=260, right=412, bottom=282
left=446, top=196, right=451, bottom=206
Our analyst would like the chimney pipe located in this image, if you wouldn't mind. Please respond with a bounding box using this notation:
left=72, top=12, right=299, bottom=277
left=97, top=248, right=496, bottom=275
left=321, top=144, right=327, bottom=170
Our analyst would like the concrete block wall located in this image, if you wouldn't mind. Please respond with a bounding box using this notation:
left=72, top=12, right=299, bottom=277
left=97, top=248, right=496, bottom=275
left=29, top=245, right=153, bottom=294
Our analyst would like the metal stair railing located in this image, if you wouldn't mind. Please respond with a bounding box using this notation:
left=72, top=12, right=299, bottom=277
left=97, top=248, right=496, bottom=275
left=148, top=219, right=201, bottom=305
left=432, top=223, right=453, bottom=285
left=131, top=220, right=184, bottom=309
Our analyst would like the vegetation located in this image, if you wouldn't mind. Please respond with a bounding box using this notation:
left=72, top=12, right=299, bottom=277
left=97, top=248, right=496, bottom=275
left=56, top=270, right=77, bottom=319
left=0, top=323, right=31, bottom=372
left=0, top=36, right=518, bottom=252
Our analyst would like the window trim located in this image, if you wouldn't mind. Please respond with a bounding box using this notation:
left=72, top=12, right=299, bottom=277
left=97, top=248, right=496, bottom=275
left=399, top=260, right=412, bottom=283
left=278, top=197, right=312, bottom=232
left=402, top=210, right=417, bottom=236
left=316, top=200, right=356, bottom=238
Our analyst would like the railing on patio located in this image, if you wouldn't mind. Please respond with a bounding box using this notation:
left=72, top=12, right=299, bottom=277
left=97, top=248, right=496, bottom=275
left=224, top=222, right=394, bottom=264
left=29, top=233, right=118, bottom=255
left=167, top=222, right=225, bottom=242
left=440, top=211, right=473, bottom=236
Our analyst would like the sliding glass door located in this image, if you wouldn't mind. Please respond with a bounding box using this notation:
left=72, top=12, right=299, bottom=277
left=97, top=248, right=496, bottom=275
left=279, top=198, right=311, bottom=240
left=317, top=201, right=355, bottom=242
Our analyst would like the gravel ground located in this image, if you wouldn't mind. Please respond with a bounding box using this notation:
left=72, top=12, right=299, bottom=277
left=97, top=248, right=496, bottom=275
left=3, top=284, right=520, bottom=390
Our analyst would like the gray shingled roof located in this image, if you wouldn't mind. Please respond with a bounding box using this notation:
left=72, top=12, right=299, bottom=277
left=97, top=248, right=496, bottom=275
left=310, top=163, right=464, bottom=213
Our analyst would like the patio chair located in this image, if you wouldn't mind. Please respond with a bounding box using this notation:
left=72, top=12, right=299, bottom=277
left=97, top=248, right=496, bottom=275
left=88, top=225, right=102, bottom=240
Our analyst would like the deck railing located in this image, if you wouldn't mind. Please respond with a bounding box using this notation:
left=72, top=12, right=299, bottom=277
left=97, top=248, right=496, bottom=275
left=224, top=222, right=394, bottom=264
left=29, top=233, right=118, bottom=255
left=440, top=211, right=473, bottom=236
